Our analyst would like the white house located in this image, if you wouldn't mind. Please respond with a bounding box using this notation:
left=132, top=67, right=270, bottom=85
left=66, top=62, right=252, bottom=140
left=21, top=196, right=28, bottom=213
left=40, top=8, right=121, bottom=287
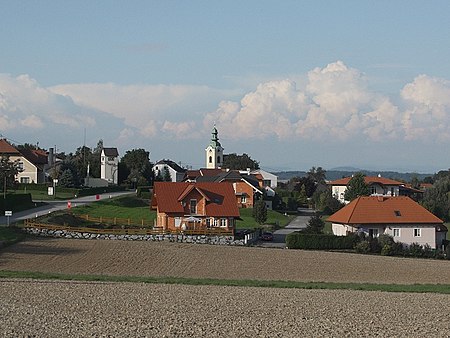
left=327, top=196, right=447, bottom=249
left=250, top=169, right=278, bottom=189
left=100, top=148, right=119, bottom=185
left=153, top=159, right=186, bottom=182
left=0, top=139, right=48, bottom=184
left=329, top=175, right=403, bottom=204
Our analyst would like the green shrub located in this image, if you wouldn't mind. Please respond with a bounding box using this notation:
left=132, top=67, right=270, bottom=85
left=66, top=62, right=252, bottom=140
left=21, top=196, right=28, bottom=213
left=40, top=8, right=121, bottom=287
left=355, top=240, right=371, bottom=254
left=408, top=243, right=424, bottom=257
left=286, top=233, right=358, bottom=250
left=0, top=194, right=33, bottom=212
left=445, top=245, right=450, bottom=260
left=378, top=234, right=395, bottom=248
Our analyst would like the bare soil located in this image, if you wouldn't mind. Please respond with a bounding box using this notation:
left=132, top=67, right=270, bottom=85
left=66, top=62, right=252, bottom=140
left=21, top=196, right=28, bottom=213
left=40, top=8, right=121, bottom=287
left=1, top=238, right=450, bottom=337
left=1, top=238, right=450, bottom=284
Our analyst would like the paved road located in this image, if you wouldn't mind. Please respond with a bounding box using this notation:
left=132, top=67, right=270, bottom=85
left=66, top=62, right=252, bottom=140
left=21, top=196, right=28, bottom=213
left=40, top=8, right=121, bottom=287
left=258, top=208, right=316, bottom=248
left=0, top=191, right=134, bottom=226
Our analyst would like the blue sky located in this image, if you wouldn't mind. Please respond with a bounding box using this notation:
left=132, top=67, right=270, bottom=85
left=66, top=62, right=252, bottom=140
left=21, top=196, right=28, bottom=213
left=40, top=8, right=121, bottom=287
left=1, top=1, right=450, bottom=173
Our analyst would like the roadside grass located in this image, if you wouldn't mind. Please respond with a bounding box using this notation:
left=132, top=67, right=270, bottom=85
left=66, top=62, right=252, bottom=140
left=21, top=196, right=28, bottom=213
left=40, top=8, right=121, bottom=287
left=446, top=223, right=450, bottom=240
left=7, top=189, right=75, bottom=201
left=236, top=208, right=295, bottom=229
left=70, top=195, right=156, bottom=222
left=1, top=270, right=449, bottom=294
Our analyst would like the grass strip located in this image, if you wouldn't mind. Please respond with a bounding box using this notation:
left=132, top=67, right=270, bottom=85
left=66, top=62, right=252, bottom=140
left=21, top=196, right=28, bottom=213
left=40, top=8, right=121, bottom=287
left=1, top=270, right=449, bottom=294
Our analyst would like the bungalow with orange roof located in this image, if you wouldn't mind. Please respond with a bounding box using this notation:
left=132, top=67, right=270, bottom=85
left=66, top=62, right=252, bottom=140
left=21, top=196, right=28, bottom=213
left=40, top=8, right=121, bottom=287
left=151, top=182, right=240, bottom=233
left=327, top=196, right=447, bottom=249
left=0, top=139, right=48, bottom=184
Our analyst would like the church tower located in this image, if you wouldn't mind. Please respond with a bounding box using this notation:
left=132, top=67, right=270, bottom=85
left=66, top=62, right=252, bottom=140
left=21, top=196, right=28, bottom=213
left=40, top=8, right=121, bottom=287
left=205, top=125, right=224, bottom=169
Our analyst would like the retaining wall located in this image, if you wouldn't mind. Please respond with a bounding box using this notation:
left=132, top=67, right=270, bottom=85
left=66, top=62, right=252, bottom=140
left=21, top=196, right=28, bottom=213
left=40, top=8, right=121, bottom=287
left=24, top=227, right=249, bottom=246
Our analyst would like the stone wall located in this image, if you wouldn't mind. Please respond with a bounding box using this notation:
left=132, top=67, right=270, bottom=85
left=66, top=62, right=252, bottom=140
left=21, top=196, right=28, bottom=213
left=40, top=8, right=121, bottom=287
left=24, top=227, right=249, bottom=246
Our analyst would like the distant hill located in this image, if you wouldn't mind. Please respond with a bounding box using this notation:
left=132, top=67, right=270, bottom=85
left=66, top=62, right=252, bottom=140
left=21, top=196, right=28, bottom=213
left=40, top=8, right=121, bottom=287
left=275, top=170, right=432, bottom=183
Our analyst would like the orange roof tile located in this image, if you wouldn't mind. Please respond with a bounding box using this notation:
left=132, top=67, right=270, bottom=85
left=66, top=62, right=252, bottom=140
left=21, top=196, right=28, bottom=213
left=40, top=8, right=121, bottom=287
left=327, top=196, right=443, bottom=225
left=328, top=176, right=403, bottom=186
left=0, top=139, right=20, bottom=154
left=152, top=182, right=239, bottom=217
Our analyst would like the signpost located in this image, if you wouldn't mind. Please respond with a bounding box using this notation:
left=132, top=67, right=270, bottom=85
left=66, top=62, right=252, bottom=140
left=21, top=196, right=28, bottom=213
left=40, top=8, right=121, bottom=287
left=5, top=210, right=12, bottom=226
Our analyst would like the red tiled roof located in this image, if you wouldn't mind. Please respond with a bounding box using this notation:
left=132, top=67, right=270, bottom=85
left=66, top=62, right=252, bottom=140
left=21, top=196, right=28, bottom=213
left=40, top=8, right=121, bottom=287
left=328, top=176, right=403, bottom=186
left=19, top=148, right=48, bottom=165
left=199, top=168, right=224, bottom=177
left=152, top=182, right=239, bottom=217
left=0, top=139, right=20, bottom=154
left=327, top=196, right=443, bottom=225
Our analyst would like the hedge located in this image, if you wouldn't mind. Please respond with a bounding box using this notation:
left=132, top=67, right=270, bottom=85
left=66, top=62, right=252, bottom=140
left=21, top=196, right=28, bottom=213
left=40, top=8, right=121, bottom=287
left=0, top=194, right=32, bottom=213
left=286, top=232, right=358, bottom=250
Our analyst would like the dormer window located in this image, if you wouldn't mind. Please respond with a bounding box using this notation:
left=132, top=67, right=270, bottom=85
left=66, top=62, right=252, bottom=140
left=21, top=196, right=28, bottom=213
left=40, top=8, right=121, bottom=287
left=190, top=199, right=197, bottom=214
left=394, top=210, right=401, bottom=217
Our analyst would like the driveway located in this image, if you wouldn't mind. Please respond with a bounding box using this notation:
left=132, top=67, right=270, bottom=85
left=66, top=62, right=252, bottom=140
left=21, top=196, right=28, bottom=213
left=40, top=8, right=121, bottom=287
left=0, top=191, right=134, bottom=226
left=258, top=208, right=315, bottom=248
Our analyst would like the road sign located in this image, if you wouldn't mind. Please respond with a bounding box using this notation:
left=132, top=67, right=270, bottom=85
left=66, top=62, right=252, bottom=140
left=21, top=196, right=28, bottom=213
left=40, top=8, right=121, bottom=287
left=5, top=211, right=12, bottom=216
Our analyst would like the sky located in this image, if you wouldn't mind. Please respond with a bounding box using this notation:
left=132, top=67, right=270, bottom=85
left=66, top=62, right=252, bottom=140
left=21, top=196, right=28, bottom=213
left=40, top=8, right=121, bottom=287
left=1, top=1, right=450, bottom=173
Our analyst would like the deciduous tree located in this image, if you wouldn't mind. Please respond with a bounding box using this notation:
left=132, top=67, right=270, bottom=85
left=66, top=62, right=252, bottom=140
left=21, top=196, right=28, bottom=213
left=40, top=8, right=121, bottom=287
left=344, top=173, right=370, bottom=202
left=252, top=199, right=267, bottom=225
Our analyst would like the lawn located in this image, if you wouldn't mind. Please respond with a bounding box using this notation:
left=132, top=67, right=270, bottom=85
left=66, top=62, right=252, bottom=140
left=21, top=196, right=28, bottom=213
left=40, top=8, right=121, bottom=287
left=236, top=208, right=295, bottom=229
left=71, top=195, right=156, bottom=223
left=0, top=226, right=25, bottom=245
left=7, top=188, right=76, bottom=201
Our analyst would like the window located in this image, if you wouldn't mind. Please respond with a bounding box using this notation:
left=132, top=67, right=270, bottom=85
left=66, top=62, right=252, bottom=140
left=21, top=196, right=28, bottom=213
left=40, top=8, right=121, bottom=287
left=393, top=228, right=400, bottom=237
left=213, top=218, right=219, bottom=227
left=107, top=157, right=115, bottom=161
left=413, top=228, right=421, bottom=237
left=370, top=186, right=377, bottom=195
left=391, top=187, right=395, bottom=196
left=241, top=195, right=247, bottom=203
left=394, top=210, right=401, bottom=217
left=206, top=218, right=211, bottom=227
left=101, top=156, right=105, bottom=162
left=174, top=217, right=181, bottom=228
left=263, top=180, right=271, bottom=187
left=209, top=156, right=212, bottom=163
left=220, top=218, right=227, bottom=227
left=190, top=199, right=197, bottom=214
left=18, top=162, right=24, bottom=170
left=20, top=177, right=30, bottom=184
left=217, top=156, right=221, bottom=164
left=368, top=228, right=379, bottom=238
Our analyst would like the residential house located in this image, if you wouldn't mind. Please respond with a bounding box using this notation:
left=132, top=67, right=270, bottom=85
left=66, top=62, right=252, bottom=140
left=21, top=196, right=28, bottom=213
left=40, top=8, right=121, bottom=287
left=0, top=139, right=48, bottom=184
left=100, top=148, right=119, bottom=185
left=329, top=175, right=404, bottom=203
left=327, top=196, right=447, bottom=249
left=151, top=182, right=240, bottom=233
left=153, top=159, right=186, bottom=182
left=250, top=169, right=278, bottom=189
left=195, top=169, right=263, bottom=208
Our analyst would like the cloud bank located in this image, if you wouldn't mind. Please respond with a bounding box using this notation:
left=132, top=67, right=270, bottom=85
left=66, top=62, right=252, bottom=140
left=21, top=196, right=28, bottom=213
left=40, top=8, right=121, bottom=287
left=205, top=61, right=450, bottom=142
left=2, top=61, right=450, bottom=157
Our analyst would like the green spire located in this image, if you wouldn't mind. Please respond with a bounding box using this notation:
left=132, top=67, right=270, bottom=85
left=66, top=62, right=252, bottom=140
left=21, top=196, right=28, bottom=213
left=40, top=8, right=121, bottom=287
left=209, top=125, right=221, bottom=147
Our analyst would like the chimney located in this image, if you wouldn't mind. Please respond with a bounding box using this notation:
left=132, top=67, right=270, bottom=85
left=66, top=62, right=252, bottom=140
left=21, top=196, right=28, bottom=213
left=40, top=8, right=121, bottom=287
left=48, top=147, right=54, bottom=166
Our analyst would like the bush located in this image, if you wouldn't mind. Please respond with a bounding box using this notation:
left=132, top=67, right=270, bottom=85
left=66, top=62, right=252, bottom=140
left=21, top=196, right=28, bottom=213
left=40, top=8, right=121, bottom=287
left=445, top=245, right=450, bottom=260
left=0, top=194, right=33, bottom=212
left=355, top=240, right=371, bottom=254
left=286, top=233, right=358, bottom=250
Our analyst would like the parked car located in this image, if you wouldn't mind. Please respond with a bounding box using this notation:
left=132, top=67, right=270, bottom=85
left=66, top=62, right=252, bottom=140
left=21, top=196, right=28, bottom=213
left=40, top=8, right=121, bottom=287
left=261, top=231, right=274, bottom=241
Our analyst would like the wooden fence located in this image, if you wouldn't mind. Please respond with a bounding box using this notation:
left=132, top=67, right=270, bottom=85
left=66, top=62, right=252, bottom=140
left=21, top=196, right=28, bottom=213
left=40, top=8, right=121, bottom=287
left=23, top=219, right=234, bottom=236
left=78, top=214, right=153, bottom=227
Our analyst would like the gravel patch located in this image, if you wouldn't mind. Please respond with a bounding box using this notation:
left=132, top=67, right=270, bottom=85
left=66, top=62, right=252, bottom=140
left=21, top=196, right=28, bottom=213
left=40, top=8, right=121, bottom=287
left=1, top=279, right=449, bottom=337
left=1, top=238, right=450, bottom=284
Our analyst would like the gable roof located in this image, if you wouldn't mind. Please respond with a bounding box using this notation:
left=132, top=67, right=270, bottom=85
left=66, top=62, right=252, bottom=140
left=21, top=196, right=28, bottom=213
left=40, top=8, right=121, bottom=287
left=154, top=159, right=186, bottom=173
left=0, top=139, right=20, bottom=155
left=327, top=196, right=443, bottom=225
left=152, top=182, right=239, bottom=217
left=328, top=176, right=403, bottom=186
left=102, top=148, right=119, bottom=157
left=19, top=148, right=48, bottom=165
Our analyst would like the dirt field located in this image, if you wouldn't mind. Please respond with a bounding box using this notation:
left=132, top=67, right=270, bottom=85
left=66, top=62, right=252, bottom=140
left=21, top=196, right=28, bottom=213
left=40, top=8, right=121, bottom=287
left=1, top=238, right=450, bottom=284
left=1, top=279, right=450, bottom=337
left=1, top=238, right=450, bottom=337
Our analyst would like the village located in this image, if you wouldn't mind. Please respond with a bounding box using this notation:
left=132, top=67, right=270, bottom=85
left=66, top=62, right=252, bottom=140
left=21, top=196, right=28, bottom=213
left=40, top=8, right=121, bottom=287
left=0, top=125, right=448, bottom=257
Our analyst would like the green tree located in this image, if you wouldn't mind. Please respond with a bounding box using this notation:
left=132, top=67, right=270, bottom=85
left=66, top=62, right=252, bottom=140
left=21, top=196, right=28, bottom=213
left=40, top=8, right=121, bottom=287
left=222, top=153, right=259, bottom=170
left=120, top=148, right=154, bottom=187
left=344, top=173, right=370, bottom=202
left=297, top=184, right=308, bottom=207
left=0, top=155, right=21, bottom=196
left=314, top=189, right=344, bottom=214
left=421, top=176, right=450, bottom=221
left=252, top=199, right=267, bottom=225
left=163, top=166, right=172, bottom=181
left=88, top=139, right=103, bottom=178
left=307, top=166, right=326, bottom=185
left=58, top=168, right=75, bottom=188
left=304, top=213, right=325, bottom=234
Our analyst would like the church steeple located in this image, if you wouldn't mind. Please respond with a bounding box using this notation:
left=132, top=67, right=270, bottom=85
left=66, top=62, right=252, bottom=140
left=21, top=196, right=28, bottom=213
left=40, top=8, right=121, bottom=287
left=205, top=125, right=224, bottom=169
